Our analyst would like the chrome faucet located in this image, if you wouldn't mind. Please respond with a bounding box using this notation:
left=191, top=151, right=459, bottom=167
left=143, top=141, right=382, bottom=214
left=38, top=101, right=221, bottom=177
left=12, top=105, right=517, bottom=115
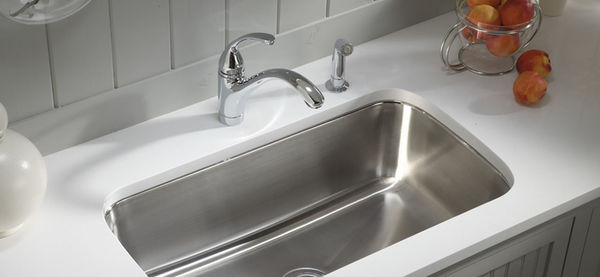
left=217, top=33, right=325, bottom=126
left=326, top=39, right=353, bottom=92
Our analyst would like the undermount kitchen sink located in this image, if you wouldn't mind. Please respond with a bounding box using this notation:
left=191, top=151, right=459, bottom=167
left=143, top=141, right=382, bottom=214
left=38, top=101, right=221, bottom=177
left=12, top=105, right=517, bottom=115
left=104, top=99, right=511, bottom=277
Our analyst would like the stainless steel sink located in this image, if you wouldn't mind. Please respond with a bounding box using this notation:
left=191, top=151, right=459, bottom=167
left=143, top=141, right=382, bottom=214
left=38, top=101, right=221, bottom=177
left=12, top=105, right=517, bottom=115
left=105, top=101, right=511, bottom=277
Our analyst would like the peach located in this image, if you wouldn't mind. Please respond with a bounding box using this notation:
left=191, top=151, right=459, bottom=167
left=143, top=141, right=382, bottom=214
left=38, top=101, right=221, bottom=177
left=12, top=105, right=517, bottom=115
left=462, top=27, right=483, bottom=42
left=468, top=4, right=502, bottom=26
left=486, top=34, right=520, bottom=57
left=498, top=0, right=509, bottom=9
left=467, top=0, right=501, bottom=8
left=513, top=71, right=547, bottom=104
left=517, top=50, right=552, bottom=78
left=462, top=4, right=502, bottom=42
left=500, top=0, right=535, bottom=27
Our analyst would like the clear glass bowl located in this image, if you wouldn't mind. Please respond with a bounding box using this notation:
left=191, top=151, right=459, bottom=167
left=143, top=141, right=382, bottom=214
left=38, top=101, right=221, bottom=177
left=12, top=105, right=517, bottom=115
left=441, top=0, right=542, bottom=75
left=0, top=0, right=91, bottom=25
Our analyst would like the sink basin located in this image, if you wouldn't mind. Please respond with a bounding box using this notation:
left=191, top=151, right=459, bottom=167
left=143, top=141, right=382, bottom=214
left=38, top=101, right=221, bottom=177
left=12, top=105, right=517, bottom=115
left=105, top=98, right=511, bottom=277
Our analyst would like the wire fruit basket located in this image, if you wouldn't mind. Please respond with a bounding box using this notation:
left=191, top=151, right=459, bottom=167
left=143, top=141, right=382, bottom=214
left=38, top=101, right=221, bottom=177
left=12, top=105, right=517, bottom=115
left=441, top=0, right=542, bottom=75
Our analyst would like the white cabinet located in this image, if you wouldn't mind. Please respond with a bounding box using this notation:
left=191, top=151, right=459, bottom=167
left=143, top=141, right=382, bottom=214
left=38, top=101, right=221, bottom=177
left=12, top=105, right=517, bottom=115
left=434, top=216, right=573, bottom=277
left=434, top=198, right=600, bottom=277
left=578, top=207, right=600, bottom=277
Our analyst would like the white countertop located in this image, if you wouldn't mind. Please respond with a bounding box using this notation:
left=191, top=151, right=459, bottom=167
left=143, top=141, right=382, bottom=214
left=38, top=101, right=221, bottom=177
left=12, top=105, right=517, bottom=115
left=1, top=1, right=599, bottom=276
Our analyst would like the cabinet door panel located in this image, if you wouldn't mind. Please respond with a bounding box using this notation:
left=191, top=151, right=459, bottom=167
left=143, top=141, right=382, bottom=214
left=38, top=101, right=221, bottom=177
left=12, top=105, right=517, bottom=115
left=506, top=257, right=523, bottom=276
left=579, top=207, right=600, bottom=277
left=434, top=216, right=573, bottom=277
left=492, top=266, right=507, bottom=276
left=520, top=249, right=539, bottom=277
left=534, top=244, right=551, bottom=277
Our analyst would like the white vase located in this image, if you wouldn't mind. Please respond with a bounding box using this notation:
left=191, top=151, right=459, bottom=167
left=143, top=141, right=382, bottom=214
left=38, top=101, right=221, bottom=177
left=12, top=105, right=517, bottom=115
left=0, top=102, right=46, bottom=238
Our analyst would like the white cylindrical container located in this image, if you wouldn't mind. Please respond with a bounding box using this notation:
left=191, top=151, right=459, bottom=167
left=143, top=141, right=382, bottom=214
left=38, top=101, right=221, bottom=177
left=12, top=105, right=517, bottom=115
left=0, top=102, right=46, bottom=238
left=539, top=0, right=567, bottom=16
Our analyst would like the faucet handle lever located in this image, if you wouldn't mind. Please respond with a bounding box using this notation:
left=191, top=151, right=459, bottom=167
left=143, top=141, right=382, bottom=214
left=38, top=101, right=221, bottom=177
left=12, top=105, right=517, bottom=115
left=219, top=33, right=275, bottom=78
left=229, top=33, right=275, bottom=50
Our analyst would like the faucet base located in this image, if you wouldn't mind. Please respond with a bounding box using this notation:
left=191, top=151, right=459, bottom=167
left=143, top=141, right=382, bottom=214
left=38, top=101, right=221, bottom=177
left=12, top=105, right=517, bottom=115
left=326, top=80, right=349, bottom=93
left=219, top=114, right=243, bottom=126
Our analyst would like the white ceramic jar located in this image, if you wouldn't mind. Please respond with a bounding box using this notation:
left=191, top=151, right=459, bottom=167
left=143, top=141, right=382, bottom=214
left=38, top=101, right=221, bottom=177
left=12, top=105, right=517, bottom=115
left=0, top=102, right=46, bottom=238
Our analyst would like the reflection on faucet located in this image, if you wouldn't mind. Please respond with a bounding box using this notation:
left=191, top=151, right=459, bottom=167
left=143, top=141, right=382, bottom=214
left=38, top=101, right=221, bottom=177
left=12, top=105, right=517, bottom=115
left=217, top=33, right=324, bottom=126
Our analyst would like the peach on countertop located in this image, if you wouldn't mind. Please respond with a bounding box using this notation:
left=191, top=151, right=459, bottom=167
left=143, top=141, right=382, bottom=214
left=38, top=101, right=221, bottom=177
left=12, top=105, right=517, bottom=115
left=486, top=34, right=520, bottom=57
left=513, top=71, right=547, bottom=104
left=517, top=50, right=552, bottom=78
left=500, top=0, right=535, bottom=26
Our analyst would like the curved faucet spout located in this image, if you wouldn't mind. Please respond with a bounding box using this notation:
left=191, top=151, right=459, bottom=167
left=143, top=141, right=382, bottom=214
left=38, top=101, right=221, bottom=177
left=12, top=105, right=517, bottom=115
left=217, top=33, right=325, bottom=126
left=243, top=69, right=324, bottom=108
left=219, top=68, right=324, bottom=126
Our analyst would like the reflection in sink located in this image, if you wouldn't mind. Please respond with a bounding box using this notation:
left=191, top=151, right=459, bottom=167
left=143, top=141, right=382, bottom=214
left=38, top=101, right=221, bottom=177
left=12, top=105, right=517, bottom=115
left=105, top=101, right=511, bottom=277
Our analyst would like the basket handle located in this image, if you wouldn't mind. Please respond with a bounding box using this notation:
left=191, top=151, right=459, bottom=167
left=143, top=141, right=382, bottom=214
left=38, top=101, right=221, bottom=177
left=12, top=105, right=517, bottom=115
left=440, top=22, right=465, bottom=72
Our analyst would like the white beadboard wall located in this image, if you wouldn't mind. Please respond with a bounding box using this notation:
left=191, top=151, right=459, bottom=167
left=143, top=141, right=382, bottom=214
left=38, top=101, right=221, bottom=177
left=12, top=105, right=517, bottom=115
left=3, top=0, right=454, bottom=154
left=47, top=0, right=114, bottom=106
left=0, top=16, right=53, bottom=120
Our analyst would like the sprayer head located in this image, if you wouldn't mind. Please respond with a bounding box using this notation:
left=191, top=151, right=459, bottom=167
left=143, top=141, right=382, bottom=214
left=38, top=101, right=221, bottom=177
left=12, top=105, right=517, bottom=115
left=334, top=39, right=353, bottom=56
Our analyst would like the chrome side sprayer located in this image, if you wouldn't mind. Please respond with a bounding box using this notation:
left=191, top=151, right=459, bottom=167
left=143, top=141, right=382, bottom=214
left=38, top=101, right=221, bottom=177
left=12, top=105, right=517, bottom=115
left=326, top=39, right=353, bottom=92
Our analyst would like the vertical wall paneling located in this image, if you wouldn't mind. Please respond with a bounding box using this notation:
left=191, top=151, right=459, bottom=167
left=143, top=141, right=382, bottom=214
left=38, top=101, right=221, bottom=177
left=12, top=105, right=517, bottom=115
left=328, top=0, right=374, bottom=16
left=276, top=0, right=281, bottom=34
left=240, top=0, right=452, bottom=76
left=224, top=0, right=230, bottom=43
left=169, top=0, right=175, bottom=69
left=11, top=0, right=455, bottom=154
left=110, top=0, right=171, bottom=87
left=47, top=0, right=114, bottom=106
left=171, top=0, right=225, bottom=68
left=279, top=0, right=327, bottom=33
left=0, top=18, right=53, bottom=122
left=228, top=0, right=278, bottom=42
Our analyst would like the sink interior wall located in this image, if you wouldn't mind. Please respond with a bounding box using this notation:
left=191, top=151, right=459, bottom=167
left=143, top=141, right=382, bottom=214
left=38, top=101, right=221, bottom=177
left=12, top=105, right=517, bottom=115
left=379, top=104, right=508, bottom=214
left=105, top=102, right=510, bottom=276
left=107, top=103, right=393, bottom=271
